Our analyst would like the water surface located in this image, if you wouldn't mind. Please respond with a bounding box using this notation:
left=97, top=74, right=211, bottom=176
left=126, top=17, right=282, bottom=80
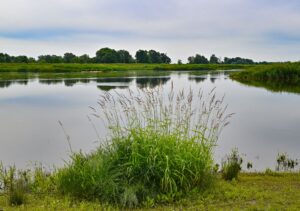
left=1, top=72, right=300, bottom=171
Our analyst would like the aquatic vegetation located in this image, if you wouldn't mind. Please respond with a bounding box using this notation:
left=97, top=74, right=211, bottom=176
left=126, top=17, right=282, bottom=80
left=247, top=162, right=253, bottom=170
left=56, top=85, right=232, bottom=207
left=221, top=148, right=243, bottom=181
left=276, top=152, right=298, bottom=172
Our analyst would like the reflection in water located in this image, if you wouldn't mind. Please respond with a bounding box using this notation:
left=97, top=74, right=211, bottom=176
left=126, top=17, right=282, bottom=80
left=95, top=78, right=133, bottom=83
left=188, top=76, right=206, bottom=83
left=0, top=77, right=174, bottom=90
left=136, top=77, right=170, bottom=88
left=0, top=80, right=28, bottom=88
left=234, top=79, right=300, bottom=94
left=97, top=85, right=127, bottom=91
left=210, top=77, right=217, bottom=83
left=39, top=79, right=64, bottom=85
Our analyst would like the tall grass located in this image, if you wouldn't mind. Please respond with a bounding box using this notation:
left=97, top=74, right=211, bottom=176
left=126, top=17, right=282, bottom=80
left=230, top=62, right=300, bottom=82
left=56, top=83, right=232, bottom=207
left=0, top=163, right=55, bottom=206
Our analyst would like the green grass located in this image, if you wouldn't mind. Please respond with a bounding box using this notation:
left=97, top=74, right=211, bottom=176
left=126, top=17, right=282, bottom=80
left=0, top=63, right=248, bottom=80
left=230, top=62, right=300, bottom=94
left=0, top=63, right=248, bottom=73
left=55, top=86, right=230, bottom=207
left=1, top=173, right=300, bottom=210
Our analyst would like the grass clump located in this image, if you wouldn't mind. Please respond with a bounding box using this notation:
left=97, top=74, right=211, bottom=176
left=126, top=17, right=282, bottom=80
left=56, top=84, right=231, bottom=207
left=0, top=163, right=55, bottom=206
left=221, top=148, right=243, bottom=181
left=0, top=164, right=29, bottom=205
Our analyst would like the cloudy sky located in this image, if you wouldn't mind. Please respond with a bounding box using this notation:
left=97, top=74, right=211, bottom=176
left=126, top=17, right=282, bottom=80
left=0, top=0, right=300, bottom=62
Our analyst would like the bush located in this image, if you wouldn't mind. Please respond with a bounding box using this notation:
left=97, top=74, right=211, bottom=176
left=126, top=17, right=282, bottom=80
left=56, top=85, right=232, bottom=207
left=221, top=149, right=243, bottom=181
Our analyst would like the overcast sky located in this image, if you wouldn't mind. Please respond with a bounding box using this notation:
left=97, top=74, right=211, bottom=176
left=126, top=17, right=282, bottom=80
left=0, top=0, right=300, bottom=62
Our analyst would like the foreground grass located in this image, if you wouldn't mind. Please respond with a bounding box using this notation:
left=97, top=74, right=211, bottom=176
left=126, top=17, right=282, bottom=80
left=1, top=173, right=300, bottom=210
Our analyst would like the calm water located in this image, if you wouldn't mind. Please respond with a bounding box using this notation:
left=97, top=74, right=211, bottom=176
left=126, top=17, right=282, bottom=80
left=1, top=72, right=300, bottom=171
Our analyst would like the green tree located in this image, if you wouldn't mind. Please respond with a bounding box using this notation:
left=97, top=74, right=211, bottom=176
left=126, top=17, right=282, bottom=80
left=117, top=50, right=134, bottom=63
left=187, top=56, right=195, bottom=64
left=135, top=50, right=149, bottom=63
left=96, top=48, right=120, bottom=63
left=13, top=55, right=29, bottom=63
left=38, top=55, right=63, bottom=63
left=78, top=54, right=91, bottom=63
left=224, top=57, right=254, bottom=64
left=0, top=53, right=12, bottom=63
left=188, top=54, right=209, bottom=64
left=160, top=53, right=171, bottom=64
left=209, top=54, right=220, bottom=64
left=148, top=50, right=162, bottom=63
left=63, top=53, right=77, bottom=63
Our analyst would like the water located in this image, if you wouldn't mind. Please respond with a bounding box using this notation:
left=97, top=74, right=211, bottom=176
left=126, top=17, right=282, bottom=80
left=1, top=72, right=300, bottom=171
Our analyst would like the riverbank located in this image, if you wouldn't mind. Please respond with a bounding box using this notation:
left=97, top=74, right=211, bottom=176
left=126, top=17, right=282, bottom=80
left=1, top=173, right=299, bottom=210
left=0, top=63, right=248, bottom=80
left=230, top=62, right=300, bottom=82
left=230, top=63, right=300, bottom=93
left=0, top=63, right=248, bottom=73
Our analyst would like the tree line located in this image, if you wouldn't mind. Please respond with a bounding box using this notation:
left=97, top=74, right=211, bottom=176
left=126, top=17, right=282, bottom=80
left=0, top=48, right=171, bottom=64
left=0, top=48, right=259, bottom=64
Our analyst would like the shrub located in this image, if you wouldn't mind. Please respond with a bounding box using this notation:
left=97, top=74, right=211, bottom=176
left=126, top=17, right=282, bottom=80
left=221, top=148, right=243, bottom=181
left=56, top=84, right=232, bottom=207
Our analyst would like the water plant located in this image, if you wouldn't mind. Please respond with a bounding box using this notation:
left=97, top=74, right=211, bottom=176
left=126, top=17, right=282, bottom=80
left=247, top=162, right=253, bottom=170
left=56, top=83, right=232, bottom=207
left=221, top=148, right=243, bottom=181
left=276, top=152, right=299, bottom=172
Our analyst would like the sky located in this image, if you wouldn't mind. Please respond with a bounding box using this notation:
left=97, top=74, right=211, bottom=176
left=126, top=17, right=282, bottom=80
left=0, top=0, right=300, bottom=62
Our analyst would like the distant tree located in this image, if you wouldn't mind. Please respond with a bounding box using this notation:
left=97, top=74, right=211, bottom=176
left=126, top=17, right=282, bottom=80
left=63, top=53, right=77, bottom=63
left=28, top=57, right=36, bottom=63
left=38, top=55, right=63, bottom=63
left=78, top=54, right=91, bottom=63
left=148, top=50, right=162, bottom=63
left=209, top=54, right=220, bottom=64
left=188, top=54, right=209, bottom=64
left=177, top=59, right=183, bottom=65
left=96, top=48, right=120, bottom=63
left=160, top=53, right=171, bottom=64
left=135, top=50, right=149, bottom=63
left=187, top=56, right=195, bottom=64
left=224, top=57, right=254, bottom=64
left=194, top=54, right=209, bottom=64
left=13, top=55, right=29, bottom=63
left=117, top=50, right=134, bottom=63
left=0, top=53, right=12, bottom=63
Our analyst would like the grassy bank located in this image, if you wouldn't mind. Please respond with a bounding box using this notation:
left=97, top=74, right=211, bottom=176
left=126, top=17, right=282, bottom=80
left=230, top=62, right=300, bottom=82
left=1, top=173, right=300, bottom=210
left=230, top=62, right=300, bottom=94
left=0, top=63, right=248, bottom=73
left=0, top=63, right=247, bottom=80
